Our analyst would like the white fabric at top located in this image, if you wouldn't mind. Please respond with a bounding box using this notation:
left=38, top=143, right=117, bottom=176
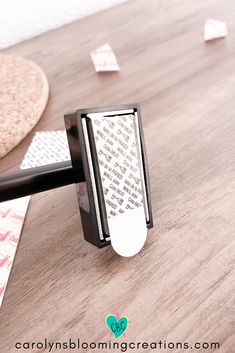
left=0, top=0, right=127, bottom=49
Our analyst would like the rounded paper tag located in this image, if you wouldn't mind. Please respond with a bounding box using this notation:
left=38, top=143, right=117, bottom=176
left=108, top=207, right=147, bottom=257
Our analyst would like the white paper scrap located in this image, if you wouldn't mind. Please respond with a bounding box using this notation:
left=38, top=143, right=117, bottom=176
left=90, top=43, right=120, bottom=72
left=204, top=19, right=228, bottom=41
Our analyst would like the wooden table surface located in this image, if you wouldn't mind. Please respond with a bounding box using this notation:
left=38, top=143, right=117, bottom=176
left=0, top=0, right=234, bottom=352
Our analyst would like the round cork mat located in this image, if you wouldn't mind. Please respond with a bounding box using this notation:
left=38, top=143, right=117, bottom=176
left=0, top=54, right=49, bottom=159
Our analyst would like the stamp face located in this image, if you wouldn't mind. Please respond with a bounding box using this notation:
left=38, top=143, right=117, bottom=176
left=86, top=110, right=148, bottom=256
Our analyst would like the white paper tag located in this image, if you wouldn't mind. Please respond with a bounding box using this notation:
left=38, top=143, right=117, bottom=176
left=90, top=43, right=120, bottom=72
left=204, top=19, right=228, bottom=41
left=108, top=207, right=147, bottom=257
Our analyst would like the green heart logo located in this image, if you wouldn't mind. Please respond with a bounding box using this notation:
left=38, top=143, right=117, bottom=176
left=105, top=314, right=128, bottom=338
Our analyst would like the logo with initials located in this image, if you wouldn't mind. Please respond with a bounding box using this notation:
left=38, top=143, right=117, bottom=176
left=105, top=313, right=128, bottom=338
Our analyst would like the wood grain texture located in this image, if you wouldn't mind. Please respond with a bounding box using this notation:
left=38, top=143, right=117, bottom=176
left=0, top=0, right=234, bottom=352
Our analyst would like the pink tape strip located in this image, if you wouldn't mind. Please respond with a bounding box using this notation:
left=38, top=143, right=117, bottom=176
left=0, top=196, right=30, bottom=307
